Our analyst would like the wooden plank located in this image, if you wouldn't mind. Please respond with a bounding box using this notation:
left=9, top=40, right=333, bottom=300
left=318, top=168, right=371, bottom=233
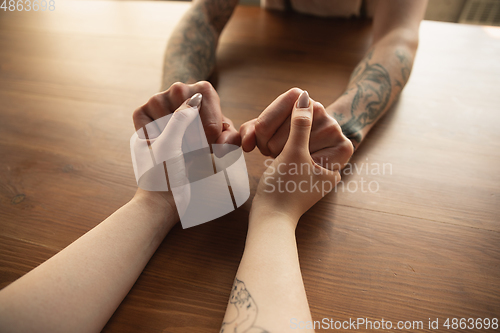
left=0, top=1, right=498, bottom=332
left=218, top=9, right=500, bottom=230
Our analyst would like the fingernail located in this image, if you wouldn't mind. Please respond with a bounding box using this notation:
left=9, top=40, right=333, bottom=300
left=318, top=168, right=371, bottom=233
left=297, top=90, right=310, bottom=108
left=222, top=122, right=230, bottom=130
left=187, top=93, right=202, bottom=108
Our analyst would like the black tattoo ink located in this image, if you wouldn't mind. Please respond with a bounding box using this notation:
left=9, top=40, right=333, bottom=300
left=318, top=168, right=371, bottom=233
left=340, top=50, right=392, bottom=144
left=348, top=49, right=373, bottom=83
left=366, top=48, right=374, bottom=61
left=162, top=7, right=217, bottom=86
left=332, top=112, right=344, bottom=122
left=395, top=49, right=411, bottom=83
left=162, top=0, right=237, bottom=89
left=220, top=278, right=269, bottom=333
left=204, top=0, right=238, bottom=33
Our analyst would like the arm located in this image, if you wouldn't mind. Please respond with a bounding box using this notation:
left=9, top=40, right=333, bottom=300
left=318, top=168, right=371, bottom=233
left=155, top=0, right=242, bottom=145
left=0, top=191, right=176, bottom=333
left=161, top=0, right=238, bottom=90
left=221, top=212, right=311, bottom=333
left=328, top=0, right=428, bottom=149
left=239, top=1, right=426, bottom=164
left=221, top=91, right=351, bottom=332
left=0, top=93, right=203, bottom=332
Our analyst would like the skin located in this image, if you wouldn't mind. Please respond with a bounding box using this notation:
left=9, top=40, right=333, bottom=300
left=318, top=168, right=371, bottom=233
left=154, top=0, right=242, bottom=152
left=0, top=90, right=351, bottom=333
left=0, top=1, right=428, bottom=331
left=0, top=97, right=201, bottom=332
left=0, top=189, right=176, bottom=333
left=221, top=92, right=350, bottom=332
left=133, top=81, right=241, bottom=149
left=161, top=0, right=428, bottom=159
left=161, top=0, right=238, bottom=88
left=325, top=0, right=428, bottom=149
left=241, top=88, right=354, bottom=170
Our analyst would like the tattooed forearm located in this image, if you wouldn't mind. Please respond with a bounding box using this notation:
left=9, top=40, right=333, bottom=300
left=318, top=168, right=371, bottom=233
left=204, top=0, right=239, bottom=33
left=394, top=49, right=411, bottom=89
left=336, top=47, right=413, bottom=145
left=220, top=278, right=269, bottom=333
left=162, top=9, right=216, bottom=87
left=340, top=49, right=391, bottom=144
left=161, top=0, right=238, bottom=90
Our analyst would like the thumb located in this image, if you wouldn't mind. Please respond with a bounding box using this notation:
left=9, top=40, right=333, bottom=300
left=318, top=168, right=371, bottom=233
left=154, top=93, right=202, bottom=158
left=283, top=90, right=313, bottom=153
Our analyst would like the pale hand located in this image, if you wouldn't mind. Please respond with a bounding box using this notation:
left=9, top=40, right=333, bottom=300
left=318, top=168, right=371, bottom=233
left=252, top=91, right=349, bottom=225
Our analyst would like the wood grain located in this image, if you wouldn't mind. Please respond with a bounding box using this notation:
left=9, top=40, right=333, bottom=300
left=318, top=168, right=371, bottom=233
left=0, top=1, right=499, bottom=332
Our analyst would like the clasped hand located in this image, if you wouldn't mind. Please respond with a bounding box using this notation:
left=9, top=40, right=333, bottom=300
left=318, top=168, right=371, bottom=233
left=133, top=81, right=354, bottom=222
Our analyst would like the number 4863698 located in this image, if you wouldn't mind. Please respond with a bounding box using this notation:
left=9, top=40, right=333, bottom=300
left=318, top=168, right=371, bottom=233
left=1, top=0, right=55, bottom=11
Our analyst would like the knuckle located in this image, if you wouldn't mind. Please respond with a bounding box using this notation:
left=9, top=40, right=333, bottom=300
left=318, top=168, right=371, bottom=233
left=239, top=120, right=249, bottom=131
left=292, top=115, right=312, bottom=127
left=239, top=120, right=253, bottom=136
left=230, top=132, right=242, bottom=146
left=166, top=82, right=188, bottom=102
left=267, top=138, right=281, bottom=157
left=323, top=120, right=343, bottom=137
left=132, top=107, right=142, bottom=120
left=338, top=139, right=355, bottom=158
left=203, top=121, right=220, bottom=140
left=254, top=117, right=269, bottom=136
left=147, top=94, right=164, bottom=110
left=335, top=172, right=342, bottom=183
left=313, top=101, right=327, bottom=114
left=194, top=81, right=219, bottom=102
left=132, top=108, right=145, bottom=125
left=258, top=146, right=271, bottom=157
left=196, top=81, right=215, bottom=94
left=288, top=87, right=303, bottom=96
left=169, top=82, right=185, bottom=95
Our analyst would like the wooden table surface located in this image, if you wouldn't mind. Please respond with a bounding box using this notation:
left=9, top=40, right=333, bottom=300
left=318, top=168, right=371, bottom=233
left=1, top=1, right=499, bottom=332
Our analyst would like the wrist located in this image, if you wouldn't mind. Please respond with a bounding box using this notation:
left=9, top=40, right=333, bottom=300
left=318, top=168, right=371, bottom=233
left=132, top=189, right=179, bottom=230
left=247, top=207, right=298, bottom=247
left=326, top=97, right=364, bottom=149
left=249, top=199, right=299, bottom=230
left=326, top=96, right=351, bottom=125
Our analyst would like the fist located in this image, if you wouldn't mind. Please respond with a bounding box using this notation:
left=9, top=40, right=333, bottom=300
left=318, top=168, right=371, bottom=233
left=253, top=91, right=343, bottom=223
left=133, top=81, right=241, bottom=146
left=131, top=82, right=241, bottom=213
left=240, top=88, right=353, bottom=171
